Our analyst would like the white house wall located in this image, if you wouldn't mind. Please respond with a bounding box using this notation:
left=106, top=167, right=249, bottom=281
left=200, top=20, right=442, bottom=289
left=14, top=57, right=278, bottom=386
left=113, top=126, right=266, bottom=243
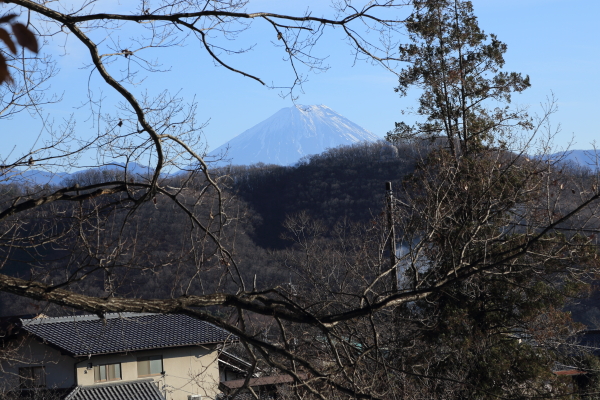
left=75, top=345, right=221, bottom=400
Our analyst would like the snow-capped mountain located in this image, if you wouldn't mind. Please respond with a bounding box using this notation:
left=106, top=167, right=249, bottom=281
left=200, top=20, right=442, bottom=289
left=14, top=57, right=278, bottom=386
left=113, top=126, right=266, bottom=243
left=549, top=149, right=600, bottom=169
left=208, top=105, right=380, bottom=166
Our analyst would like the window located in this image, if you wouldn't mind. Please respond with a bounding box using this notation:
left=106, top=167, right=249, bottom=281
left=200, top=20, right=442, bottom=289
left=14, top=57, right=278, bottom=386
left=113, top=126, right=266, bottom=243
left=19, top=366, right=46, bottom=388
left=93, top=363, right=121, bottom=382
left=137, top=355, right=163, bottom=377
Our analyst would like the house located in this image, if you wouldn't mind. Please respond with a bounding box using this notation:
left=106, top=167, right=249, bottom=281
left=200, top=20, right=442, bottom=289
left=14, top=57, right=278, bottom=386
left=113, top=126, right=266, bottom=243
left=0, top=313, right=236, bottom=400
left=217, top=351, right=255, bottom=383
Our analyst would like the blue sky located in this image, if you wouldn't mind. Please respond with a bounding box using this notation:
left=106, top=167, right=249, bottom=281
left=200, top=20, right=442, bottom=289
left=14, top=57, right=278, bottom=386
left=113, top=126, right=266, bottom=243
left=3, top=0, right=599, bottom=167
left=198, top=0, right=600, bottom=152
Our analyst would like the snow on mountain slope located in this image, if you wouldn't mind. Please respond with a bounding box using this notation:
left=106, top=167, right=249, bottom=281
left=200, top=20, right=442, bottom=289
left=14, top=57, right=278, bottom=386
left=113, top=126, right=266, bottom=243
left=208, top=105, right=380, bottom=166
left=549, top=149, right=600, bottom=170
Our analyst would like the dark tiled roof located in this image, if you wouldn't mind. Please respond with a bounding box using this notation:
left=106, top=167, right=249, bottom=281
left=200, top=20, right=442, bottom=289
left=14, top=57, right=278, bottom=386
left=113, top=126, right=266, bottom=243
left=21, top=313, right=234, bottom=357
left=218, top=351, right=253, bottom=372
left=65, top=379, right=165, bottom=400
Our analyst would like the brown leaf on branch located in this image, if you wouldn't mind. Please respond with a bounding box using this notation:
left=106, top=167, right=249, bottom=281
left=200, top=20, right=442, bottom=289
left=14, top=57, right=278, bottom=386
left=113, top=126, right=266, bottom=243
left=0, top=53, right=13, bottom=84
left=0, top=14, right=17, bottom=24
left=0, top=27, right=16, bottom=54
left=12, top=23, right=38, bottom=53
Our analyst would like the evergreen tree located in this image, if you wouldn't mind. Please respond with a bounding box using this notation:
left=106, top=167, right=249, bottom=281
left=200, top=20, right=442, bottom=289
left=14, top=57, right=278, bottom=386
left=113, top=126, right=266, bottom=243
left=385, top=1, right=598, bottom=398
left=387, top=0, right=531, bottom=158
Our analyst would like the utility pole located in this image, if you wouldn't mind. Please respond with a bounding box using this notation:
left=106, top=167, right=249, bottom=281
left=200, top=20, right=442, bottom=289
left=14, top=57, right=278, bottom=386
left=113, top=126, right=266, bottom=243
left=386, top=182, right=398, bottom=292
left=386, top=182, right=402, bottom=395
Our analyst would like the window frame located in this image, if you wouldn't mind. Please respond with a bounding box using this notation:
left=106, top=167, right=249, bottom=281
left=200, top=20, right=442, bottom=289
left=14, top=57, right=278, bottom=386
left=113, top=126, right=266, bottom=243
left=137, top=355, right=164, bottom=377
left=93, top=363, right=122, bottom=383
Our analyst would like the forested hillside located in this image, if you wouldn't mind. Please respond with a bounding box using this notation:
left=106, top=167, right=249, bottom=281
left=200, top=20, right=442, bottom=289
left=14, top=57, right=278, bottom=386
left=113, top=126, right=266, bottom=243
left=222, top=141, right=417, bottom=248
left=3, top=139, right=599, bottom=332
left=0, top=141, right=417, bottom=314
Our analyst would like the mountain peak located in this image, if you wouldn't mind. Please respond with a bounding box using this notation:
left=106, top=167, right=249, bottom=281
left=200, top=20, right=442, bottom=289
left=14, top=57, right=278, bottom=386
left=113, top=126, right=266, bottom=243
left=208, top=105, right=379, bottom=166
